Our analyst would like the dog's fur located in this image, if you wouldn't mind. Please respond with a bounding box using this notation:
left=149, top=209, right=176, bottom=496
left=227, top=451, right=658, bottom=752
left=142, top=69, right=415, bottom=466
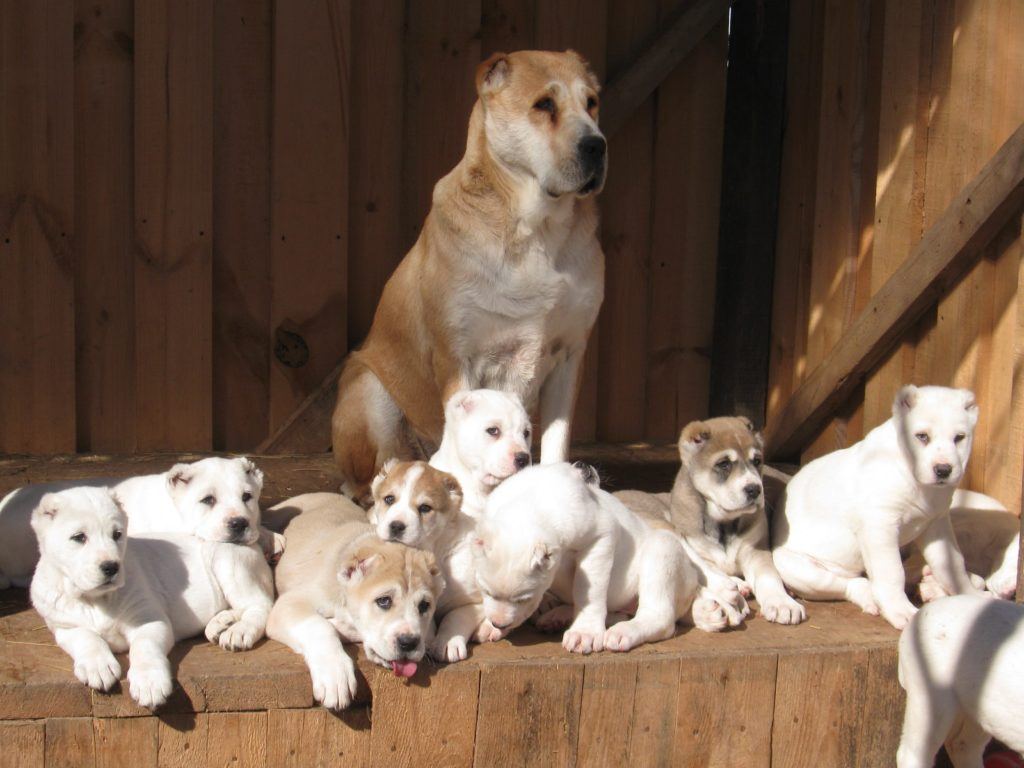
left=773, top=385, right=983, bottom=629
left=0, top=456, right=278, bottom=588
left=474, top=463, right=729, bottom=655
left=897, top=595, right=1024, bottom=767
left=428, top=389, right=532, bottom=517
left=31, top=487, right=273, bottom=709
left=267, top=493, right=444, bottom=710
left=332, top=50, right=606, bottom=504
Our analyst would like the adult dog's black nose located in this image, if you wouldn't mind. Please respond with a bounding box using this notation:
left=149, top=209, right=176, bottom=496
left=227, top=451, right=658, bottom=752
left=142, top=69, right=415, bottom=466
left=396, top=634, right=420, bottom=653
left=514, top=452, right=531, bottom=470
left=744, top=483, right=762, bottom=501
left=99, top=561, right=120, bottom=578
left=933, top=463, right=952, bottom=480
left=579, top=134, right=606, bottom=163
left=227, top=517, right=250, bottom=533
left=389, top=521, right=407, bottom=539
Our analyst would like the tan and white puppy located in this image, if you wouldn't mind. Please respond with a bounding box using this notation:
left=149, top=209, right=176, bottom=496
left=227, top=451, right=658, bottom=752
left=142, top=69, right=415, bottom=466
left=267, top=493, right=443, bottom=710
left=897, top=595, right=1024, bottom=767
left=474, top=463, right=729, bottom=655
left=31, top=487, right=273, bottom=709
left=0, top=456, right=277, bottom=588
left=429, top=389, right=532, bottom=517
left=332, top=50, right=606, bottom=504
left=368, top=461, right=496, bottom=663
left=773, top=385, right=984, bottom=629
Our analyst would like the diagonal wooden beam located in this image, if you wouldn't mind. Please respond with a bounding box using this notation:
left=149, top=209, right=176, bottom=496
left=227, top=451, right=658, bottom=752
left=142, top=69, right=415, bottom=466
left=766, top=120, right=1024, bottom=460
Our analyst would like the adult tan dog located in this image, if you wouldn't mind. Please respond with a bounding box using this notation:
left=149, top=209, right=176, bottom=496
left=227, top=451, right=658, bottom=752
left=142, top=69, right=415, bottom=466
left=332, top=50, right=607, bottom=504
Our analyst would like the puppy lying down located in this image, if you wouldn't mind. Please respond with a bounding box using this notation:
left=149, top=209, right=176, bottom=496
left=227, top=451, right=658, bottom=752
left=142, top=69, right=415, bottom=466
left=31, top=487, right=273, bottom=709
left=267, top=493, right=444, bottom=710
left=474, top=462, right=729, bottom=655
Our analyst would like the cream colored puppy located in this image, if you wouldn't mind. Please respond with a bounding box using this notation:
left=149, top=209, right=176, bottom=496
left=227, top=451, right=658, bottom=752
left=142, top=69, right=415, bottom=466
left=897, top=595, right=1024, bottom=767
left=267, top=493, right=444, bottom=710
left=475, top=463, right=729, bottom=655
left=31, top=487, right=273, bottom=709
left=0, top=456, right=278, bottom=588
left=332, top=50, right=606, bottom=504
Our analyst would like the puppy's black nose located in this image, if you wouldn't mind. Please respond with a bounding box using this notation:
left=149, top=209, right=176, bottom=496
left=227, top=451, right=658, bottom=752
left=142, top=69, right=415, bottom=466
left=933, top=463, right=952, bottom=480
left=513, top=452, right=531, bottom=470
left=389, top=521, right=407, bottom=538
left=227, top=517, right=250, bottom=533
left=744, top=483, right=762, bottom=501
left=396, top=634, right=420, bottom=653
left=99, top=561, right=120, bottom=578
left=578, top=134, right=606, bottom=162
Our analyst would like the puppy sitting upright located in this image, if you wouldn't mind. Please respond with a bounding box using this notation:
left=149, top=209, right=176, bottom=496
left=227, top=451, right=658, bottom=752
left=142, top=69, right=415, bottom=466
left=332, top=50, right=606, bottom=503
left=773, top=385, right=984, bottom=629
left=268, top=493, right=444, bottom=710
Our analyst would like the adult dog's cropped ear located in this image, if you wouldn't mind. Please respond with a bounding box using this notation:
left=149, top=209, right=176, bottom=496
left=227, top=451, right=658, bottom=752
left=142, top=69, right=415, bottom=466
left=961, top=389, right=979, bottom=426
left=238, top=457, right=264, bottom=490
left=476, top=52, right=511, bottom=96
left=679, top=421, right=712, bottom=457
left=371, top=458, right=401, bottom=501
left=894, top=384, right=919, bottom=417
left=530, top=542, right=558, bottom=572
left=30, top=492, right=62, bottom=534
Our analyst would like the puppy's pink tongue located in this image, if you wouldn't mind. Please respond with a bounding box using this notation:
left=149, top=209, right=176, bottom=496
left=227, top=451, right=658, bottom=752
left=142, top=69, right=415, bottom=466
left=391, top=660, right=417, bottom=678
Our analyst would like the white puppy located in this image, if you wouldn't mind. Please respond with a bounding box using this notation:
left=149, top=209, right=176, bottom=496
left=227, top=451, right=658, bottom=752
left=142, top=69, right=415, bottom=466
left=0, top=456, right=276, bottom=588
left=773, top=385, right=984, bottom=629
left=31, top=487, right=273, bottom=709
left=475, top=463, right=728, bottom=654
left=428, top=389, right=533, bottom=517
left=897, top=595, right=1024, bottom=767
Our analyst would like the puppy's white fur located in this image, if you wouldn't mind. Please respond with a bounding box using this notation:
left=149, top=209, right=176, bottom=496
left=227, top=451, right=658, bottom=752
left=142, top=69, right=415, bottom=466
left=429, top=389, right=532, bottom=517
left=0, top=457, right=274, bottom=588
left=773, top=385, right=983, bottom=629
left=897, top=595, right=1024, bottom=767
left=31, top=487, right=273, bottom=709
left=474, top=463, right=729, bottom=655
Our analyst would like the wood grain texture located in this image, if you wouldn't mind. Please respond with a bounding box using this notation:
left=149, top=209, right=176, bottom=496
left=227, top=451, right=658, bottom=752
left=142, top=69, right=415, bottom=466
left=44, top=718, right=96, bottom=768
left=627, top=658, right=680, bottom=767
left=576, top=661, right=637, bottom=767
left=94, top=718, right=157, bottom=768
left=206, top=712, right=268, bottom=768
left=73, top=0, right=135, bottom=453
left=482, top=0, right=535, bottom=55
left=157, top=714, right=208, bottom=768
left=0, top=721, right=45, bottom=768
left=0, top=0, right=76, bottom=454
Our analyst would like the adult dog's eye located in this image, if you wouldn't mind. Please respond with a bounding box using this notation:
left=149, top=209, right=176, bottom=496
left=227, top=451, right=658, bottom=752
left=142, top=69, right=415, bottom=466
left=586, top=96, right=598, bottom=111
left=417, top=504, right=432, bottom=515
left=953, top=433, right=966, bottom=444
left=486, top=426, right=500, bottom=438
left=715, top=459, right=731, bottom=472
left=383, top=494, right=396, bottom=506
left=201, top=495, right=216, bottom=506
left=112, top=530, right=123, bottom=541
left=533, top=97, right=555, bottom=113
left=915, top=433, right=930, bottom=445
left=375, top=596, right=392, bottom=611
left=70, top=533, right=87, bottom=544
left=241, top=492, right=252, bottom=503
left=417, top=599, right=430, bottom=615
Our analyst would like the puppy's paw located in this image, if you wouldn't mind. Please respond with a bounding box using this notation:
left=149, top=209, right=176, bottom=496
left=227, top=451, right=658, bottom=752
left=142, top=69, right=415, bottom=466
left=218, top=620, right=261, bottom=651
left=846, top=579, right=880, bottom=616
left=205, top=609, right=242, bottom=644
left=692, top=596, right=729, bottom=633
left=758, top=594, right=806, bottom=625
left=701, top=586, right=748, bottom=627
left=880, top=600, right=918, bottom=631
left=262, top=530, right=287, bottom=566
left=731, top=576, right=753, bottom=598
left=475, top=620, right=505, bottom=643
left=917, top=571, right=950, bottom=603
left=987, top=575, right=1017, bottom=600
left=604, top=623, right=643, bottom=652
left=430, top=635, right=468, bottom=663
left=308, top=659, right=357, bottom=710
left=537, top=591, right=564, bottom=615
left=74, top=651, right=121, bottom=692
left=535, top=604, right=575, bottom=633
left=128, top=662, right=172, bottom=709
left=562, top=625, right=604, bottom=654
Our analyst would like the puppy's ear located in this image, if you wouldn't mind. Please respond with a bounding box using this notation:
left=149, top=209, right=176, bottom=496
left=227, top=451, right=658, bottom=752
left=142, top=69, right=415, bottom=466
left=440, top=472, right=463, bottom=510
left=446, top=389, right=478, bottom=418
left=238, top=457, right=264, bottom=490
left=530, top=542, right=558, bottom=572
left=894, top=385, right=919, bottom=416
left=679, top=421, right=712, bottom=457
left=476, top=53, right=510, bottom=95
left=961, top=389, right=979, bottom=426
left=371, top=458, right=401, bottom=501
left=166, top=463, right=194, bottom=493
left=339, top=552, right=380, bottom=585
left=414, top=549, right=447, bottom=596
left=738, top=417, right=765, bottom=450
left=30, top=492, right=62, bottom=534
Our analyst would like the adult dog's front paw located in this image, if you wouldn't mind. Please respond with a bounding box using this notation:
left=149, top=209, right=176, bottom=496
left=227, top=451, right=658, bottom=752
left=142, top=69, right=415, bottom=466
left=308, top=657, right=357, bottom=710
left=217, top=620, right=261, bottom=651
left=430, top=635, right=468, bottom=663
left=128, top=662, right=172, bottom=709
left=562, top=624, right=605, bottom=654
left=74, top=650, right=121, bottom=691
left=759, top=593, right=806, bottom=625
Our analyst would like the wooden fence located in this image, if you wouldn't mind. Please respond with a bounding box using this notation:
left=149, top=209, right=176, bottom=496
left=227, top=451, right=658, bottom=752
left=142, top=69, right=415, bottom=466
left=767, top=0, right=1024, bottom=513
left=0, top=0, right=730, bottom=455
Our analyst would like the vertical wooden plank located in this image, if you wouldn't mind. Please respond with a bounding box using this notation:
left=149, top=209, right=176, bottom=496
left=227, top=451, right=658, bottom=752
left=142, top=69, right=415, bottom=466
left=852, top=647, right=904, bottom=767
left=94, top=718, right=158, bottom=768
left=157, top=714, right=208, bottom=768
left=596, top=0, right=658, bottom=442
left=0, top=721, right=44, bottom=768
left=320, top=708, right=371, bottom=768
left=673, top=655, right=776, bottom=768
left=206, top=712, right=268, bottom=768
left=576, top=662, right=637, bottom=767
left=347, top=0, right=405, bottom=350
left=212, top=0, right=272, bottom=451
left=0, top=0, right=76, bottom=454
left=74, top=0, right=135, bottom=452
left=45, top=718, right=96, bottom=768
left=265, top=709, right=325, bottom=767
left=474, top=663, right=584, bottom=768
left=368, top=667, right=479, bottom=766
left=482, top=0, right=534, bottom=55
left=627, top=658, right=680, bottom=767
left=134, top=0, right=213, bottom=450
left=533, top=0, right=608, bottom=443
left=269, top=0, right=350, bottom=433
